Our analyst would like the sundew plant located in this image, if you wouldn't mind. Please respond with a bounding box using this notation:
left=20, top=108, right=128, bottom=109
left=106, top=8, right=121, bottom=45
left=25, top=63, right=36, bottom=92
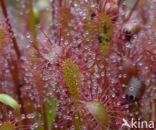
left=0, top=0, right=155, bottom=130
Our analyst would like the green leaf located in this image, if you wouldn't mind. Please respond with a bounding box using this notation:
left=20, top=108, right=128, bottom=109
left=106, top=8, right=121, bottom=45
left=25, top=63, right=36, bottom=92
left=62, top=59, right=80, bottom=99
left=98, top=13, right=112, bottom=57
left=85, top=101, right=109, bottom=128
left=0, top=93, right=20, bottom=117
left=44, top=98, right=57, bottom=130
left=28, top=0, right=38, bottom=50
left=62, top=59, right=81, bottom=129
left=33, top=8, right=40, bottom=25
left=74, top=113, right=81, bottom=130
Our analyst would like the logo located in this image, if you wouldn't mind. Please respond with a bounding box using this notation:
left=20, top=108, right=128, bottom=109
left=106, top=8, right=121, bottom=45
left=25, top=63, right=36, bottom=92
left=121, top=118, right=155, bottom=129
left=121, top=118, right=131, bottom=128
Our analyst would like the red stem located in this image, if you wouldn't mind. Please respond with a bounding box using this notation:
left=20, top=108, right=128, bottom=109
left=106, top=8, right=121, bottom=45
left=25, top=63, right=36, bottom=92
left=0, top=0, right=21, bottom=59
left=124, top=0, right=140, bottom=23
left=0, top=0, right=24, bottom=112
left=7, top=59, right=26, bottom=114
left=0, top=1, right=29, bottom=127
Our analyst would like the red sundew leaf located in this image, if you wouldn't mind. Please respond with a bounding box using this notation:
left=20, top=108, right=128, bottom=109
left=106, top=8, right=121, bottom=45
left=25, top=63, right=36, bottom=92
left=84, top=12, right=112, bottom=57
left=60, top=7, right=75, bottom=41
